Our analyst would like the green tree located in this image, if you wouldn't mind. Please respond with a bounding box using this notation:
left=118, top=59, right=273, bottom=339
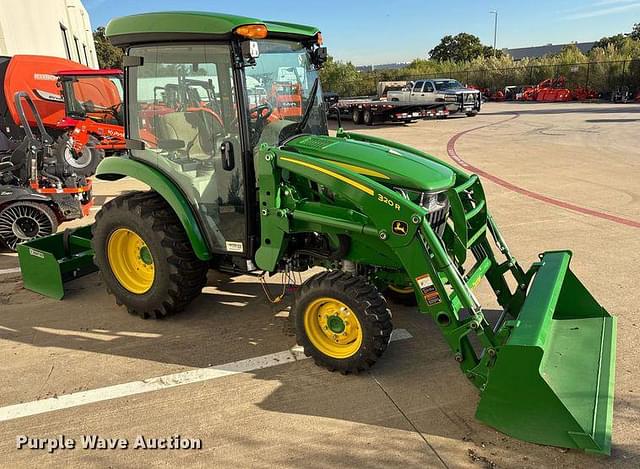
left=319, top=56, right=365, bottom=95
left=429, top=33, right=502, bottom=63
left=632, top=22, right=640, bottom=40
left=591, top=33, right=627, bottom=51
left=93, top=26, right=123, bottom=69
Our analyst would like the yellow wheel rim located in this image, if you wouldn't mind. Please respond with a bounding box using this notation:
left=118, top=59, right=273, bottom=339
left=303, top=297, right=363, bottom=359
left=106, top=228, right=155, bottom=294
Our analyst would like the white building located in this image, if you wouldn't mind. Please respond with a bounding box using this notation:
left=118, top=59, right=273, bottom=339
left=0, top=0, right=98, bottom=68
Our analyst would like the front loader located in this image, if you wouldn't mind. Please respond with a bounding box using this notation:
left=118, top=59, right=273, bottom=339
left=17, top=12, right=615, bottom=454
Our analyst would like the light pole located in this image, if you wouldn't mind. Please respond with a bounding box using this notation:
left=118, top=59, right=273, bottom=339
left=490, top=10, right=498, bottom=56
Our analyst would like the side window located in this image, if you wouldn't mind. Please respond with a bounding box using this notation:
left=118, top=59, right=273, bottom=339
left=127, top=44, right=246, bottom=253
left=424, top=82, right=434, bottom=92
left=412, top=81, right=424, bottom=93
left=60, top=24, right=71, bottom=60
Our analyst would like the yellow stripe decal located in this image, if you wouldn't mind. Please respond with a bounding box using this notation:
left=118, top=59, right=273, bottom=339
left=327, top=161, right=390, bottom=180
left=280, top=157, right=374, bottom=196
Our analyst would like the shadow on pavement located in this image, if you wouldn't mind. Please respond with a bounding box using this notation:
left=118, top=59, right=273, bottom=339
left=0, top=273, right=633, bottom=466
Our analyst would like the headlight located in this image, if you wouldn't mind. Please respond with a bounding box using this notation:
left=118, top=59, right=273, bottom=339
left=395, top=188, right=448, bottom=211
left=395, top=188, right=449, bottom=237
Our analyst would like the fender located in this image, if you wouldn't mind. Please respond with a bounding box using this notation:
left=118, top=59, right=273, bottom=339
left=95, top=157, right=212, bottom=261
left=0, top=187, right=51, bottom=206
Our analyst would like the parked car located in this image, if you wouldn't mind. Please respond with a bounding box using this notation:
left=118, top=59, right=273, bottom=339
left=388, top=78, right=481, bottom=116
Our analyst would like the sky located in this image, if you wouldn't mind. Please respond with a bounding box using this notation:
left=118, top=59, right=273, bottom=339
left=84, top=0, right=640, bottom=65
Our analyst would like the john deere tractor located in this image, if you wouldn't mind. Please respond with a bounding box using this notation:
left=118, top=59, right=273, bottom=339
left=18, top=12, right=616, bottom=454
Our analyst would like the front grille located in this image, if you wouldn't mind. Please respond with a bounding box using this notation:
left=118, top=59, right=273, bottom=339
left=395, top=187, right=450, bottom=237
left=427, top=200, right=450, bottom=237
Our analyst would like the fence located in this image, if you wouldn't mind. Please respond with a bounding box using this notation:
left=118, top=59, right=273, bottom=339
left=325, top=60, right=640, bottom=98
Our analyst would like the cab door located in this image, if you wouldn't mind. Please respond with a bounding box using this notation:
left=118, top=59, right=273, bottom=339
left=126, top=43, right=248, bottom=256
left=422, top=81, right=436, bottom=103
left=410, top=80, right=425, bottom=103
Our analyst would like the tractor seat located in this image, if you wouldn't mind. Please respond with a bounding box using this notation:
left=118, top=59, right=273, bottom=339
left=156, top=110, right=217, bottom=161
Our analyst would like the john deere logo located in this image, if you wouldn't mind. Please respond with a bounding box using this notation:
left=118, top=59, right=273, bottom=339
left=392, top=220, right=408, bottom=236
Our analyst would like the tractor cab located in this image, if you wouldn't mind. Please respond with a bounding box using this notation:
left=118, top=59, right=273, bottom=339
left=108, top=14, right=327, bottom=259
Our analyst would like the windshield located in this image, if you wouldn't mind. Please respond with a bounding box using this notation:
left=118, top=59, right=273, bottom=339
left=63, top=75, right=123, bottom=124
left=244, top=39, right=328, bottom=147
left=434, top=80, right=464, bottom=91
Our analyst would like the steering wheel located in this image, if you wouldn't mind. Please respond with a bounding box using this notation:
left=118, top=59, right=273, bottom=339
left=249, top=102, right=273, bottom=122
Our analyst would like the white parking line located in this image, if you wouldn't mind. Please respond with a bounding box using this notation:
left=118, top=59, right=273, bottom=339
left=0, top=267, right=20, bottom=275
left=0, top=329, right=412, bottom=422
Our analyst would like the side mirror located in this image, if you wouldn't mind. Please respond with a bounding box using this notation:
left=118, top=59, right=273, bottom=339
left=221, top=141, right=235, bottom=171
left=311, top=47, right=328, bottom=67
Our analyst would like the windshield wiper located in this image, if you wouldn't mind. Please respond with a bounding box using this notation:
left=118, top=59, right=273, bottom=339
left=294, top=77, right=319, bottom=135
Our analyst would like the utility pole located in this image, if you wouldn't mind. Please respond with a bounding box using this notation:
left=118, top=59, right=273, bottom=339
left=490, top=10, right=498, bottom=55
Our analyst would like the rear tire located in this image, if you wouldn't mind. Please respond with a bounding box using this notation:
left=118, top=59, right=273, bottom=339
left=0, top=201, right=58, bottom=251
left=385, top=284, right=418, bottom=306
left=363, top=109, right=374, bottom=126
left=352, top=109, right=363, bottom=125
left=293, top=270, right=393, bottom=374
left=92, top=191, right=208, bottom=319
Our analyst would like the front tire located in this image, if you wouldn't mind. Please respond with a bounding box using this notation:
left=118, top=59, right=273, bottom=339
left=92, top=191, right=208, bottom=319
left=293, top=270, right=393, bottom=374
left=466, top=111, right=478, bottom=117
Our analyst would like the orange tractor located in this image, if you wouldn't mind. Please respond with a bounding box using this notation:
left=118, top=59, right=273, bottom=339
left=1, top=55, right=124, bottom=176
left=55, top=69, right=125, bottom=166
left=0, top=56, right=122, bottom=249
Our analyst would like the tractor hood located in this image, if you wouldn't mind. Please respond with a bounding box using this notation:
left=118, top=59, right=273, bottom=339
left=283, top=135, right=455, bottom=192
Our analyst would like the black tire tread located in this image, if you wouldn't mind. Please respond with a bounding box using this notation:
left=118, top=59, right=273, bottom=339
left=92, top=191, right=208, bottom=319
left=293, top=270, right=393, bottom=374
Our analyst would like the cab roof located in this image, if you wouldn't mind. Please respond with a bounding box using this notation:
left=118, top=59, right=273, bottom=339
left=105, top=11, right=320, bottom=47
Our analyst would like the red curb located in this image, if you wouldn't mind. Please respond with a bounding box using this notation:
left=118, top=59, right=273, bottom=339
left=446, top=114, right=640, bottom=229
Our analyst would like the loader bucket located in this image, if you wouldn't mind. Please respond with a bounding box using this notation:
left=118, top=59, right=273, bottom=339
left=476, top=251, right=616, bottom=455
left=17, top=226, right=97, bottom=299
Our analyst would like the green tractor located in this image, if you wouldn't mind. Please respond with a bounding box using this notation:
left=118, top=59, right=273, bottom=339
left=17, top=12, right=616, bottom=454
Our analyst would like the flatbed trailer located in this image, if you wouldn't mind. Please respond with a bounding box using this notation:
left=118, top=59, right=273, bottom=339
left=332, top=96, right=448, bottom=126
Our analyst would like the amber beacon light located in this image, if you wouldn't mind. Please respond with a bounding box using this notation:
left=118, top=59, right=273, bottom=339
left=234, top=24, right=268, bottom=39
